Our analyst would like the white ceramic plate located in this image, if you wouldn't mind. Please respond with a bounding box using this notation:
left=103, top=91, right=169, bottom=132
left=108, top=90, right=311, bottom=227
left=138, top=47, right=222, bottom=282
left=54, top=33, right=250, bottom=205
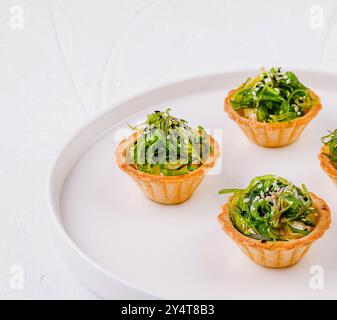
left=49, top=71, right=337, bottom=299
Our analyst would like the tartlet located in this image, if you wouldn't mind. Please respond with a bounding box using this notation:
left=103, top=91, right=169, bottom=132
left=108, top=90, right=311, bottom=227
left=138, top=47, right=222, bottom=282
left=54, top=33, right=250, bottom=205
left=224, top=68, right=322, bottom=148
left=115, top=109, right=220, bottom=204
left=218, top=175, right=331, bottom=268
left=319, top=129, right=337, bottom=187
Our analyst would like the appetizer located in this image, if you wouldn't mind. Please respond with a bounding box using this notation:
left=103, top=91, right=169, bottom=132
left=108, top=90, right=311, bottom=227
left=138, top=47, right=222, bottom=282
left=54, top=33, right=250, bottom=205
left=319, top=129, right=337, bottom=187
left=224, top=67, right=322, bottom=147
left=218, top=175, right=330, bottom=268
left=115, top=109, right=219, bottom=204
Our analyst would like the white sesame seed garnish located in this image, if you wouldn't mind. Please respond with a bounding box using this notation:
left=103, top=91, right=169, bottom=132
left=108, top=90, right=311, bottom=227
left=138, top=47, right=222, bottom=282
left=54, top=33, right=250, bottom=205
left=254, top=196, right=260, bottom=202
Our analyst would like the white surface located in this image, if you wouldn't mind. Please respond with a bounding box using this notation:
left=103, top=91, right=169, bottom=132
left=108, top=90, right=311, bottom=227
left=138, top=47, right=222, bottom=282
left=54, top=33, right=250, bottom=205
left=52, top=71, right=337, bottom=299
left=1, top=0, right=337, bottom=299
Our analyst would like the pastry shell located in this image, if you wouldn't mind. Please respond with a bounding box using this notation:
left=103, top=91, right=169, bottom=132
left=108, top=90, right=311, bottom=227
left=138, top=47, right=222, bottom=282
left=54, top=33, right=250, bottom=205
left=218, top=193, right=331, bottom=268
left=318, top=145, right=337, bottom=187
left=115, top=132, right=220, bottom=204
left=224, top=88, right=322, bottom=148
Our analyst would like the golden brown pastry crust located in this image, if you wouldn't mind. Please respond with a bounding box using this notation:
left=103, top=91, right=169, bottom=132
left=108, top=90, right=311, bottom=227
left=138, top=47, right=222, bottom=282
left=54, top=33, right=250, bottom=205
left=218, top=193, right=331, bottom=267
left=115, top=132, right=220, bottom=204
left=224, top=88, right=322, bottom=148
left=318, top=145, right=337, bottom=184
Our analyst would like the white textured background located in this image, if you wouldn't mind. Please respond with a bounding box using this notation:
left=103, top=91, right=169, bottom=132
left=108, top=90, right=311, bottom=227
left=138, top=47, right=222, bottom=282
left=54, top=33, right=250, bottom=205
left=0, top=0, right=336, bottom=299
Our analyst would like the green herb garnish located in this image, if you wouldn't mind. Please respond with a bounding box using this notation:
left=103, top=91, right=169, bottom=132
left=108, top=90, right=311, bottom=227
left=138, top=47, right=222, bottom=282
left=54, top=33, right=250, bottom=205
left=219, top=175, right=317, bottom=241
left=322, top=129, right=337, bottom=163
left=230, top=67, right=315, bottom=123
left=127, top=109, right=212, bottom=176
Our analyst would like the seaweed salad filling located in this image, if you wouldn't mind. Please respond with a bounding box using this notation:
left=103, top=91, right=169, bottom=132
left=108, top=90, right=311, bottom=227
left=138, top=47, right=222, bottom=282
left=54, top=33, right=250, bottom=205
left=127, top=109, right=212, bottom=176
left=322, top=129, right=337, bottom=163
left=230, top=67, right=316, bottom=123
left=219, top=175, right=317, bottom=241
